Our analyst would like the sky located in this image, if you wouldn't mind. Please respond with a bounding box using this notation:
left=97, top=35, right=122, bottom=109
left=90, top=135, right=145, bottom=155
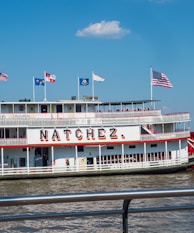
left=0, top=0, right=194, bottom=129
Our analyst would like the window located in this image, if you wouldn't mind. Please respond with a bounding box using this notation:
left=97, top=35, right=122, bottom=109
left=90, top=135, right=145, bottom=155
left=19, top=158, right=26, bottom=167
left=56, top=105, right=62, bottom=113
left=107, top=146, right=114, bottom=150
left=151, top=144, right=157, bottom=147
left=78, top=146, right=84, bottom=152
left=129, top=145, right=136, bottom=148
left=41, top=105, right=47, bottom=113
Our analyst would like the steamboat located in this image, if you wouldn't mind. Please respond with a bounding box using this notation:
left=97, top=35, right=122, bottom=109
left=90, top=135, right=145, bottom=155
left=0, top=96, right=191, bottom=179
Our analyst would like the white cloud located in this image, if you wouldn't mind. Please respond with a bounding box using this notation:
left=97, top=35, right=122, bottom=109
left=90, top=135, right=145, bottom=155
left=76, top=20, right=130, bottom=39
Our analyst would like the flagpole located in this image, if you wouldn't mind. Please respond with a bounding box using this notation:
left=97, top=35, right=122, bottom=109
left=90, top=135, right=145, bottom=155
left=150, top=66, right=153, bottom=101
left=77, top=76, right=80, bottom=100
left=32, top=76, right=35, bottom=102
left=92, top=71, right=94, bottom=101
left=44, top=71, right=47, bottom=102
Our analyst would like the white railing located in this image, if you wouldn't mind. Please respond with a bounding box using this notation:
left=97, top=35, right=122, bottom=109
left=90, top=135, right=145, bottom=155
left=0, top=138, right=26, bottom=146
left=141, top=130, right=190, bottom=141
left=0, top=188, right=194, bottom=232
left=0, top=159, right=188, bottom=177
left=0, top=110, right=161, bottom=120
left=0, top=112, right=190, bottom=127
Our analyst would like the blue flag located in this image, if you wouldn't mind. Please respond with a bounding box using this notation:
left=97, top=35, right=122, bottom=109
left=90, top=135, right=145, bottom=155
left=34, top=78, right=45, bottom=86
left=79, top=78, right=89, bottom=86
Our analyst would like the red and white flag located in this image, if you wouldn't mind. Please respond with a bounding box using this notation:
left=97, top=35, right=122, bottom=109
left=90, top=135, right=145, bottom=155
left=0, top=73, right=8, bottom=81
left=45, top=72, right=56, bottom=83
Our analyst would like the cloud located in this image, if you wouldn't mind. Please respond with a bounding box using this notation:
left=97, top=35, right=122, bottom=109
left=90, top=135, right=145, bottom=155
left=76, top=20, right=130, bottom=39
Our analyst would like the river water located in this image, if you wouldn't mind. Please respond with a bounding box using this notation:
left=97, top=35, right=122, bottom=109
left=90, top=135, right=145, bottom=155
left=0, top=171, right=194, bottom=232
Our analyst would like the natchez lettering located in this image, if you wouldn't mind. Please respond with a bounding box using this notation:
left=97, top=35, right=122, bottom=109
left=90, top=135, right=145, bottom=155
left=40, top=127, right=118, bottom=141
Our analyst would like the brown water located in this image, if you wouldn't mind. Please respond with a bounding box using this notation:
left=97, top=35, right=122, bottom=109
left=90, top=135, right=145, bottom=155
left=0, top=172, right=194, bottom=232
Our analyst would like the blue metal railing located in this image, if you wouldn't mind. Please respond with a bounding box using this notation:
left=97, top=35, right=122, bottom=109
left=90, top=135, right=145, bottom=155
left=0, top=188, right=194, bottom=233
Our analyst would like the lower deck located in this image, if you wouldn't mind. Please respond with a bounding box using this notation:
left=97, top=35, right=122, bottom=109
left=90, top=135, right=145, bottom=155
left=0, top=139, right=189, bottom=177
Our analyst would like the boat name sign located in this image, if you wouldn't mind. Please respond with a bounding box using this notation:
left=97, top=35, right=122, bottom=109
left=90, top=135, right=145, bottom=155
left=27, top=126, right=140, bottom=144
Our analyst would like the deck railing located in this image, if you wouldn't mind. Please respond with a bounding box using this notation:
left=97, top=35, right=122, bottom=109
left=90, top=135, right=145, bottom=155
left=0, top=112, right=190, bottom=127
left=0, top=158, right=188, bottom=177
left=0, top=188, right=194, bottom=232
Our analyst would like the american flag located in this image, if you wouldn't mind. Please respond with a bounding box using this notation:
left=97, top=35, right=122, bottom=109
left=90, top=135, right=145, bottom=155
left=152, top=71, right=173, bottom=88
left=0, top=73, right=8, bottom=81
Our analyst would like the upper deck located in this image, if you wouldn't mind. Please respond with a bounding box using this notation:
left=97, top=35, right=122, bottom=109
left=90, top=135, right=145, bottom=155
left=0, top=99, right=190, bottom=128
left=0, top=99, right=156, bottom=114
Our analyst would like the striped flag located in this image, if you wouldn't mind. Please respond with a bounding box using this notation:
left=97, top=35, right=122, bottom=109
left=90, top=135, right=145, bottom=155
left=0, top=73, right=8, bottom=81
left=152, top=71, right=173, bottom=88
left=45, top=72, right=56, bottom=83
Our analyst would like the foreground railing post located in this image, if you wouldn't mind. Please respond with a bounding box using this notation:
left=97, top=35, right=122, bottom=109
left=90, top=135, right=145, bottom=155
left=122, top=199, right=131, bottom=233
